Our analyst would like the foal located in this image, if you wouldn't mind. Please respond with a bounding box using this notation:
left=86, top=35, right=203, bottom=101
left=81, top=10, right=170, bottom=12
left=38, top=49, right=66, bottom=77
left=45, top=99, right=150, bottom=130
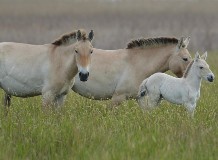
left=0, top=29, right=94, bottom=108
left=138, top=52, right=214, bottom=117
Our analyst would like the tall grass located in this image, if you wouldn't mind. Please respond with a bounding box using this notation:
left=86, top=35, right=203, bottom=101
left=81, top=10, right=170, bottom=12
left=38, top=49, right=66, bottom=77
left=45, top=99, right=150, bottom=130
left=0, top=52, right=217, bottom=159
left=0, top=1, right=217, bottom=159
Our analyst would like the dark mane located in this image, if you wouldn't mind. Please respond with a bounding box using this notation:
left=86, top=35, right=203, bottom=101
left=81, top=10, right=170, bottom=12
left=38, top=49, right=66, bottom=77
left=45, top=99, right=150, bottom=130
left=52, top=30, right=88, bottom=46
left=126, top=37, right=178, bottom=49
left=183, top=60, right=194, bottom=78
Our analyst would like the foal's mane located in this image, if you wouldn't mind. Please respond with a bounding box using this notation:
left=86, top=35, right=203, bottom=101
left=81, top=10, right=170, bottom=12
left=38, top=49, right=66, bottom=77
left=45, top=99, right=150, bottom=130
left=52, top=30, right=88, bottom=46
left=183, top=60, right=194, bottom=78
left=126, top=37, right=178, bottom=49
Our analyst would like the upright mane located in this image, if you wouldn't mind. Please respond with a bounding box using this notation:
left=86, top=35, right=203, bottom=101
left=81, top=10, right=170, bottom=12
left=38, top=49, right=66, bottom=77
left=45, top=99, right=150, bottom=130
left=183, top=60, right=194, bottom=78
left=126, top=37, right=178, bottom=49
left=52, top=29, right=88, bottom=46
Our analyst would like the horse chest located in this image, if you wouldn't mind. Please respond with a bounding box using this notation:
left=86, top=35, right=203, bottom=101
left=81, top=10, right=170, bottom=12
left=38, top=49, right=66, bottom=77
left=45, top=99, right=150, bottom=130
left=187, top=90, right=199, bottom=102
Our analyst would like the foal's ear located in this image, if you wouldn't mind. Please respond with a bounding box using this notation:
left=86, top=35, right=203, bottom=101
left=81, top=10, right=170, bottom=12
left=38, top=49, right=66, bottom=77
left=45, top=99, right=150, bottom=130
left=178, top=36, right=190, bottom=49
left=195, top=52, right=201, bottom=61
left=88, top=30, right=94, bottom=42
left=76, top=30, right=82, bottom=41
left=201, top=51, right=208, bottom=60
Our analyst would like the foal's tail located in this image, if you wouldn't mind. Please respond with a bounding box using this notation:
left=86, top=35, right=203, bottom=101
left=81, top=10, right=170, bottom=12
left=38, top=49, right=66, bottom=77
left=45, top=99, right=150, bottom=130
left=137, top=78, right=148, bottom=108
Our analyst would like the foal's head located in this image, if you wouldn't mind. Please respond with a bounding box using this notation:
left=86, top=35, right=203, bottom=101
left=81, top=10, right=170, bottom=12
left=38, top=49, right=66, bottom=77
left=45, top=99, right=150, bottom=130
left=193, top=52, right=214, bottom=82
left=169, top=37, right=192, bottom=77
left=74, top=30, right=94, bottom=81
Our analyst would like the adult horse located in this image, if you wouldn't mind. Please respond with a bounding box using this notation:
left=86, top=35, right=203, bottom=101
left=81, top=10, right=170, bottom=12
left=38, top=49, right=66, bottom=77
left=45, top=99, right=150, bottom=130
left=0, top=29, right=94, bottom=108
left=72, top=37, right=192, bottom=106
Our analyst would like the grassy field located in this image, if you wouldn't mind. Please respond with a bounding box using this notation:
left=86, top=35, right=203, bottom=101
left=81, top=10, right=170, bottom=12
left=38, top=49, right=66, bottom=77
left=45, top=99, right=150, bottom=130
left=0, top=52, right=217, bottom=159
left=0, top=0, right=218, bottom=159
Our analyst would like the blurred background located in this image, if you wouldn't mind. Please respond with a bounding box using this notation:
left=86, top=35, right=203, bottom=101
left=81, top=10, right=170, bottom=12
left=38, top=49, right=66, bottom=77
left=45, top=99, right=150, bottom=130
left=0, top=0, right=218, bottom=52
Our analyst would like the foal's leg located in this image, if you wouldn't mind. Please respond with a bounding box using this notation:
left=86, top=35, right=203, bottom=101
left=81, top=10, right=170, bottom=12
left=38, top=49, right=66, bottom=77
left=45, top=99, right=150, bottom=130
left=185, top=102, right=196, bottom=118
left=146, top=93, right=161, bottom=111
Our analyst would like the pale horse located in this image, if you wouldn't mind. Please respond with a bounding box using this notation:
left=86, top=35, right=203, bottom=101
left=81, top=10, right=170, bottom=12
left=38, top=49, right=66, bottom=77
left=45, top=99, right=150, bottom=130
left=0, top=29, right=94, bottom=108
left=137, top=52, right=214, bottom=117
left=72, top=37, right=192, bottom=107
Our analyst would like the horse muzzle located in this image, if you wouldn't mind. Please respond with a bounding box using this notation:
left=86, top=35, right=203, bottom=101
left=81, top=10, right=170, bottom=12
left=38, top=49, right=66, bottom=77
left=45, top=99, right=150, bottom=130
left=207, top=74, right=214, bottom=82
left=79, top=72, right=89, bottom=82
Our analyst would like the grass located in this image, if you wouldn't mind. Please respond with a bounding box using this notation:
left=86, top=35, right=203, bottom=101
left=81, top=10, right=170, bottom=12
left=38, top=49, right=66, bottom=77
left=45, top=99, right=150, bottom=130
left=0, top=0, right=217, bottom=159
left=0, top=52, right=217, bottom=160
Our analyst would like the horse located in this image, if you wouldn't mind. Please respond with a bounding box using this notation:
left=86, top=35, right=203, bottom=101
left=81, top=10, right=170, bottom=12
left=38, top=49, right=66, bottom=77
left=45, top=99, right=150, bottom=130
left=0, top=29, right=94, bottom=108
left=137, top=52, right=214, bottom=118
left=72, top=36, right=192, bottom=107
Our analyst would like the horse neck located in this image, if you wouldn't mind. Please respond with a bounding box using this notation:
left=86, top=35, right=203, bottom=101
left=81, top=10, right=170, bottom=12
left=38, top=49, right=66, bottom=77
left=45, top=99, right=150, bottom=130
left=185, top=65, right=201, bottom=91
left=127, top=45, right=175, bottom=79
left=50, top=45, right=78, bottom=81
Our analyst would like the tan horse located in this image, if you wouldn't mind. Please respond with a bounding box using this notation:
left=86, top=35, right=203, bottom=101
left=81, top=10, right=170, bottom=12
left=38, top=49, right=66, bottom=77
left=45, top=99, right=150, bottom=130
left=72, top=37, right=192, bottom=106
left=1, top=29, right=94, bottom=108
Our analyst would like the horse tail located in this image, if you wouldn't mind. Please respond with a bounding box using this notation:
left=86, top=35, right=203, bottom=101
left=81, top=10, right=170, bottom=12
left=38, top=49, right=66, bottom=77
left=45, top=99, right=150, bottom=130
left=137, top=78, right=148, bottom=108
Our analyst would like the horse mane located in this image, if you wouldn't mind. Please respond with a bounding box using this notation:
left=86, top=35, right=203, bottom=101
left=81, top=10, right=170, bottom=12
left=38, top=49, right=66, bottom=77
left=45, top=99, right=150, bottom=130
left=126, top=37, right=178, bottom=49
left=183, top=60, right=194, bottom=78
left=52, top=29, right=88, bottom=46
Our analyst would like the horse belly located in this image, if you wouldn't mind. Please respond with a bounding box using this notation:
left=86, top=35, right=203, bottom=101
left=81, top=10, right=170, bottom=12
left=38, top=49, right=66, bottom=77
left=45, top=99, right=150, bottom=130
left=72, top=76, right=116, bottom=100
left=0, top=76, right=42, bottom=97
left=160, top=82, right=184, bottom=105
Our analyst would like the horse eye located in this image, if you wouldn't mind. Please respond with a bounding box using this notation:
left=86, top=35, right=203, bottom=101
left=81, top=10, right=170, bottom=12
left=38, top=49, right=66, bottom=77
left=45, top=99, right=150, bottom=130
left=75, top=50, right=78, bottom=53
left=90, top=50, right=93, bottom=54
left=200, top=66, right=203, bottom=69
left=183, top=58, right=188, bottom=61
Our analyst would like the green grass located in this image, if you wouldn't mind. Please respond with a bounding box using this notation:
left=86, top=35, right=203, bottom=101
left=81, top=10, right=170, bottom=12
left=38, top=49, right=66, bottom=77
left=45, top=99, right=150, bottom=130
left=0, top=53, right=217, bottom=160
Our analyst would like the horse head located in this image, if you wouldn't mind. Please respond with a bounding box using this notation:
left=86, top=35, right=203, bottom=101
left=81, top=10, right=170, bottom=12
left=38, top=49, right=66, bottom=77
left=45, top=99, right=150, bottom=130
left=74, top=30, right=94, bottom=81
left=169, top=37, right=192, bottom=77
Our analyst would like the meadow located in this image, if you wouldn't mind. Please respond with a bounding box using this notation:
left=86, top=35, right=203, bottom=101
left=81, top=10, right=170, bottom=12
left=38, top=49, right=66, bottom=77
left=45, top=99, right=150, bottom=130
left=0, top=52, right=217, bottom=160
left=0, top=0, right=218, bottom=159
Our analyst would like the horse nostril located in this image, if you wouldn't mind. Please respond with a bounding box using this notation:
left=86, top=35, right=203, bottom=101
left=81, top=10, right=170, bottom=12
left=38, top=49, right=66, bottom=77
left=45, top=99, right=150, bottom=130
left=79, top=72, right=89, bottom=82
left=207, top=75, right=214, bottom=82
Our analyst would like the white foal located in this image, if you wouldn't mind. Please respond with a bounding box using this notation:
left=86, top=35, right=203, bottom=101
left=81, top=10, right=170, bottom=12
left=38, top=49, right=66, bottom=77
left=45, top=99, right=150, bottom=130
left=138, top=52, right=214, bottom=117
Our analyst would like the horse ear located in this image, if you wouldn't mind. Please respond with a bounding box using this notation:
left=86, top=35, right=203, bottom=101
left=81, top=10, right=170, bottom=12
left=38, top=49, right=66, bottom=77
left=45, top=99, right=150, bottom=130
left=195, top=52, right=200, bottom=61
left=76, top=30, right=82, bottom=41
left=183, top=36, right=190, bottom=48
left=201, top=51, right=208, bottom=60
left=177, top=37, right=185, bottom=49
left=178, top=36, right=190, bottom=49
left=88, top=30, right=94, bottom=41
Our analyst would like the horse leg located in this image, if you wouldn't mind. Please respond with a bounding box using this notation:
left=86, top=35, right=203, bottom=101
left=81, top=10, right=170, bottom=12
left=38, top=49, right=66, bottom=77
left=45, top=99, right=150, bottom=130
left=54, top=95, right=66, bottom=108
left=185, top=102, right=196, bottom=118
left=109, top=94, right=126, bottom=108
left=3, top=93, right=11, bottom=115
left=146, top=93, right=161, bottom=111
left=3, top=93, right=11, bottom=107
left=42, top=91, right=56, bottom=110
